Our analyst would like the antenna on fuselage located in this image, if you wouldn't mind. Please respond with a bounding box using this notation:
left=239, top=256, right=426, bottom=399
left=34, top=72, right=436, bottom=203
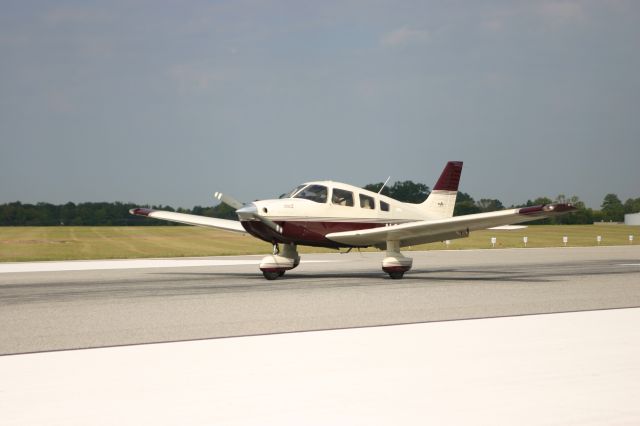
left=378, top=176, right=391, bottom=194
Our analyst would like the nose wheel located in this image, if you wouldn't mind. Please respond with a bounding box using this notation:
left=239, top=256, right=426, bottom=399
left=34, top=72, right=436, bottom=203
left=260, top=243, right=300, bottom=280
left=263, top=270, right=285, bottom=280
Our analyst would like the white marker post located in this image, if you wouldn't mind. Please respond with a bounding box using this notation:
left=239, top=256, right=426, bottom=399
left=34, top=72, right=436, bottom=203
left=445, top=240, right=451, bottom=249
left=523, top=236, right=528, bottom=247
left=562, top=236, right=568, bottom=247
left=630, top=235, right=634, bottom=244
left=596, top=235, right=602, bottom=245
left=491, top=237, right=497, bottom=248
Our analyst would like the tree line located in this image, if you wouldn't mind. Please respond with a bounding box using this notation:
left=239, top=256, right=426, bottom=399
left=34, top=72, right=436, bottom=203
left=1, top=181, right=638, bottom=226
left=364, top=181, right=638, bottom=224
left=0, top=202, right=236, bottom=226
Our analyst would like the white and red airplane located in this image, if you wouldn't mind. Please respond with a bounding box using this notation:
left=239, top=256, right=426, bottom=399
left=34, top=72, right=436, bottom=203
left=130, top=161, right=575, bottom=280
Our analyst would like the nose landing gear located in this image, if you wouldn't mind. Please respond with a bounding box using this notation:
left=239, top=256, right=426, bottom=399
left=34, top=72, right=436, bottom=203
left=260, top=243, right=300, bottom=280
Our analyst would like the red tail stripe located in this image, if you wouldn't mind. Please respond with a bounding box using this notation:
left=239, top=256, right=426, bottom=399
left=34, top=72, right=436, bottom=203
left=433, top=161, right=463, bottom=191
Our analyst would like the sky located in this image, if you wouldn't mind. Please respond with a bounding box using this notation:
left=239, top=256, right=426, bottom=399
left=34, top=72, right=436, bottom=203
left=1, top=0, right=639, bottom=209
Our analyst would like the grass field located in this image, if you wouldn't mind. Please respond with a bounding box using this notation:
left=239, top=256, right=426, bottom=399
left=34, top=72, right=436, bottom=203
left=0, top=225, right=638, bottom=262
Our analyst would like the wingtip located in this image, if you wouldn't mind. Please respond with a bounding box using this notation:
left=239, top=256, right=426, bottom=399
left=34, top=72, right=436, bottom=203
left=518, top=203, right=577, bottom=216
left=129, top=208, right=154, bottom=217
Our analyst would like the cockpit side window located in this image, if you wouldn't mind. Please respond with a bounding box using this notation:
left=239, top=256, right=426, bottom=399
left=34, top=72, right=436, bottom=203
left=332, top=188, right=354, bottom=207
left=294, top=185, right=328, bottom=203
left=380, top=201, right=390, bottom=212
left=359, top=194, right=375, bottom=209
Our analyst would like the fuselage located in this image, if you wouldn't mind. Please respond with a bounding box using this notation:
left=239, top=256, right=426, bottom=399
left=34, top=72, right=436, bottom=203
left=236, top=181, right=429, bottom=248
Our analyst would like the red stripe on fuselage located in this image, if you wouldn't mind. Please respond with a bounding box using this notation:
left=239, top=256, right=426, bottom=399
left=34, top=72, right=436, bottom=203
left=241, top=220, right=392, bottom=248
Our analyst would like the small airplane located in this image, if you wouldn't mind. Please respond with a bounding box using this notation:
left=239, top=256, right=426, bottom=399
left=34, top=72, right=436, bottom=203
left=130, top=161, right=575, bottom=280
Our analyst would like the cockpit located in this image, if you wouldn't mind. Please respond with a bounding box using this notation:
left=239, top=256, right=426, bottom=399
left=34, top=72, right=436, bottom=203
left=280, top=184, right=328, bottom=202
left=279, top=183, right=390, bottom=211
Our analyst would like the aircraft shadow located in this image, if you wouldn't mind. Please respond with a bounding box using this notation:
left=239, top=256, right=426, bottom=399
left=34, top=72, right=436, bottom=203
left=150, top=268, right=554, bottom=284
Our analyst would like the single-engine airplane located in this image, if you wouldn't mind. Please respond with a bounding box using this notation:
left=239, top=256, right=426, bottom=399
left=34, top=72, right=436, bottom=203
left=130, top=161, right=575, bottom=280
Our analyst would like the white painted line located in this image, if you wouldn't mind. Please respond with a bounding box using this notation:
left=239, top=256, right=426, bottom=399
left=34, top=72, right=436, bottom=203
left=0, top=258, right=331, bottom=273
left=1, top=309, right=639, bottom=425
left=619, top=264, right=640, bottom=266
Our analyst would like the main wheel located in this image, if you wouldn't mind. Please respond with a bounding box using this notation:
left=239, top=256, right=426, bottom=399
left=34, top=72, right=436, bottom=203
left=263, top=271, right=281, bottom=280
left=388, top=271, right=405, bottom=279
left=278, top=270, right=286, bottom=277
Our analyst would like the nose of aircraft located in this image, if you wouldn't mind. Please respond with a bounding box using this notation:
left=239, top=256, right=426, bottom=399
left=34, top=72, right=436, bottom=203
left=235, top=203, right=257, bottom=220
left=236, top=202, right=283, bottom=234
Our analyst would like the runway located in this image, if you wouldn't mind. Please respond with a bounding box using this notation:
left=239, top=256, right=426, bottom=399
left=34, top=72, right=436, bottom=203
left=1, top=246, right=639, bottom=355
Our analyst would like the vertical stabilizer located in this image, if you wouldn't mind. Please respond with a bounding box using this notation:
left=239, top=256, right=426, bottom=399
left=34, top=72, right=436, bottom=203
left=421, top=161, right=463, bottom=219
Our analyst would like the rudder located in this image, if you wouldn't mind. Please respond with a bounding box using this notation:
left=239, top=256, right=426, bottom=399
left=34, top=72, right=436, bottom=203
left=421, top=161, right=463, bottom=219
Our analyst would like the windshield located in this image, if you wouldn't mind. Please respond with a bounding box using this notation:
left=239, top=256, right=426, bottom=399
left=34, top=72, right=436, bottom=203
left=279, top=184, right=306, bottom=199
left=293, top=185, right=328, bottom=203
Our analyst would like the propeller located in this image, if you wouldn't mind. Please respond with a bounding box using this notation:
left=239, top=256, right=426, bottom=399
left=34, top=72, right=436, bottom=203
left=235, top=204, right=283, bottom=234
left=213, top=192, right=244, bottom=210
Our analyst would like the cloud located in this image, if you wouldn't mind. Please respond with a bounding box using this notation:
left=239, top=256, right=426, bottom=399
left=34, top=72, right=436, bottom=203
left=381, top=26, right=430, bottom=47
left=481, top=8, right=517, bottom=32
left=480, top=1, right=589, bottom=32
left=46, top=90, right=76, bottom=114
left=538, top=1, right=586, bottom=23
left=168, top=64, right=224, bottom=94
left=43, top=7, right=110, bottom=25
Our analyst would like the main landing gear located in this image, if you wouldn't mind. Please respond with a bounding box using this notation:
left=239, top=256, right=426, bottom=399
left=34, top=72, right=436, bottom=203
left=260, top=243, right=300, bottom=280
left=382, top=240, right=413, bottom=279
left=258, top=241, right=412, bottom=280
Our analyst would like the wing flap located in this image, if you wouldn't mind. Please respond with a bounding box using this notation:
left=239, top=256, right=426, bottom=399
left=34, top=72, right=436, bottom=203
left=325, top=204, right=574, bottom=247
left=130, top=208, right=245, bottom=233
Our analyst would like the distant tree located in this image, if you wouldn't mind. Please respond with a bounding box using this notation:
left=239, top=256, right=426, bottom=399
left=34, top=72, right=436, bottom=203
left=192, top=203, right=238, bottom=220
left=476, top=198, right=504, bottom=212
left=60, top=202, right=76, bottom=225
left=526, top=197, right=553, bottom=207
left=211, top=203, right=239, bottom=220
left=454, top=192, right=481, bottom=216
left=363, top=182, right=391, bottom=197
left=363, top=180, right=430, bottom=203
left=624, top=197, right=640, bottom=214
left=601, top=193, right=625, bottom=222
left=389, top=181, right=430, bottom=203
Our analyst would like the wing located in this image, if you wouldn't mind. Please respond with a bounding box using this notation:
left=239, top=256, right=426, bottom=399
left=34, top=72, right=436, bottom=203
left=326, top=204, right=575, bottom=248
left=129, top=208, right=246, bottom=233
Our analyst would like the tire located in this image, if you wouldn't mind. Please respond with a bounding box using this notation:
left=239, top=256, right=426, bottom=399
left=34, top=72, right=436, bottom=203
left=263, top=271, right=280, bottom=280
left=388, top=271, right=404, bottom=279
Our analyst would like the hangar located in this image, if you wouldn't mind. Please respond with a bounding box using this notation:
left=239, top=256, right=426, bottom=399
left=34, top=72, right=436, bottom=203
left=625, top=213, right=640, bottom=225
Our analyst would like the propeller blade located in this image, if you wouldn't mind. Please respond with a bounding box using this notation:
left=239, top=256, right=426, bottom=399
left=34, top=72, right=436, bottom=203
left=213, top=192, right=244, bottom=209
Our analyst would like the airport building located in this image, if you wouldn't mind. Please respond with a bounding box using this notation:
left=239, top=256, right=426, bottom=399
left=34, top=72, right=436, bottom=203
left=625, top=213, right=640, bottom=225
